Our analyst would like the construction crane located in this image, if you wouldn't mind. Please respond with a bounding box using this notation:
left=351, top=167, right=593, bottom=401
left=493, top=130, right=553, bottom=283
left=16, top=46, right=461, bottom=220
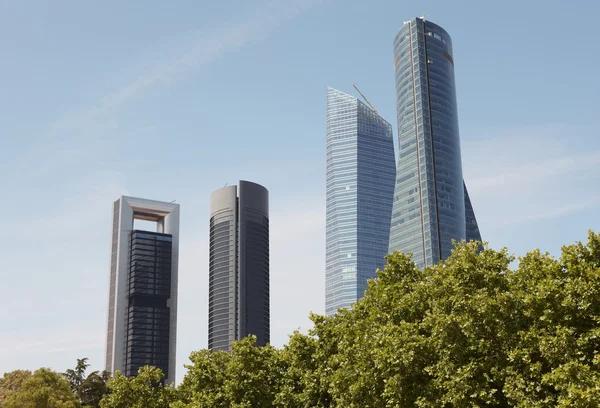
left=352, top=83, right=379, bottom=115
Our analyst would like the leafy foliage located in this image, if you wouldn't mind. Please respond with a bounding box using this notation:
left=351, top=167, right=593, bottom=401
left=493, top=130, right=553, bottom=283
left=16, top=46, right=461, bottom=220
left=99, top=366, right=176, bottom=408
left=2, top=368, right=80, bottom=408
left=0, top=369, right=32, bottom=405
left=4, top=232, right=600, bottom=406
left=178, top=336, right=283, bottom=407
left=63, top=358, right=110, bottom=408
left=173, top=231, right=600, bottom=406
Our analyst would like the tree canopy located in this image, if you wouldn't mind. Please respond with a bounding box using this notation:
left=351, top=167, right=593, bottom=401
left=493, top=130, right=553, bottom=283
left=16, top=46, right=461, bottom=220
left=0, top=369, right=32, bottom=405
left=4, top=231, right=600, bottom=407
left=2, top=368, right=80, bottom=408
left=168, top=231, right=600, bottom=407
left=63, top=358, right=110, bottom=408
left=99, top=366, right=176, bottom=408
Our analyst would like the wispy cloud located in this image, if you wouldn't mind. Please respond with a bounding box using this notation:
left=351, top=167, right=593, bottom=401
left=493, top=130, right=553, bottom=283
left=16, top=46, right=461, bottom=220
left=11, top=0, right=323, bottom=179
left=485, top=197, right=600, bottom=227
left=462, top=123, right=600, bottom=228
left=33, top=0, right=322, bottom=157
left=0, top=329, right=104, bottom=358
left=467, top=150, right=600, bottom=193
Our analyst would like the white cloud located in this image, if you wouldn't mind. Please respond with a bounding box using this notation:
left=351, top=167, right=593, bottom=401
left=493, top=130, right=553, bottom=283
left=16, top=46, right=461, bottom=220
left=0, top=329, right=104, bottom=358
left=467, top=151, right=600, bottom=194
left=462, top=124, right=600, bottom=229
left=270, top=204, right=325, bottom=343
left=485, top=197, right=600, bottom=227
left=31, top=0, right=323, bottom=157
left=10, top=176, right=128, bottom=241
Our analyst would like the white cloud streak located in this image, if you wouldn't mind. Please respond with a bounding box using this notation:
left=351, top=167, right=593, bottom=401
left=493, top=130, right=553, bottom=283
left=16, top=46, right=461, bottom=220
left=0, top=329, right=104, bottom=358
left=485, top=197, right=600, bottom=227
left=45, top=0, right=322, bottom=140
left=467, top=151, right=600, bottom=193
left=15, top=0, right=323, bottom=176
left=462, top=124, right=600, bottom=228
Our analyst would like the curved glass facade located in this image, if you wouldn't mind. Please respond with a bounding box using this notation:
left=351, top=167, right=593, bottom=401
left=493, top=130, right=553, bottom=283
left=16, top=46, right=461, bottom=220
left=389, top=17, right=479, bottom=268
left=208, top=206, right=237, bottom=351
left=208, top=181, right=269, bottom=351
left=326, top=87, right=396, bottom=316
left=125, top=231, right=172, bottom=378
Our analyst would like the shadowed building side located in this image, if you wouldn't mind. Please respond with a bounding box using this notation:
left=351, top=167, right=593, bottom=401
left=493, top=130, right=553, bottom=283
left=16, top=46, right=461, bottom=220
left=464, top=182, right=482, bottom=242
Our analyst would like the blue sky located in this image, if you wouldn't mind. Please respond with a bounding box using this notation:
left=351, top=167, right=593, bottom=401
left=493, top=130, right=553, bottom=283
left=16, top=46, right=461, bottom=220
left=1, top=0, right=599, bottom=384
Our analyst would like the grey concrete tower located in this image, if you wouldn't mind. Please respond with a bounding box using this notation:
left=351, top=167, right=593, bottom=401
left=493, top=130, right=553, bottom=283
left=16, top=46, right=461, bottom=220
left=105, top=196, right=179, bottom=384
left=209, top=181, right=269, bottom=351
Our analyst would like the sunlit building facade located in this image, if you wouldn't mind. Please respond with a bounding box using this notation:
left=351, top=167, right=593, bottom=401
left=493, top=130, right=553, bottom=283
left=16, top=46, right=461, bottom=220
left=389, top=17, right=481, bottom=268
left=326, top=87, right=396, bottom=316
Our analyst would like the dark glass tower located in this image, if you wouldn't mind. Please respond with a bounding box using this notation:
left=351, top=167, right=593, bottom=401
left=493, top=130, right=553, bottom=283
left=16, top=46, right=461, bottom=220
left=209, top=181, right=269, bottom=351
left=325, top=87, right=396, bottom=316
left=389, top=17, right=481, bottom=268
left=105, top=196, right=179, bottom=384
left=125, top=231, right=172, bottom=377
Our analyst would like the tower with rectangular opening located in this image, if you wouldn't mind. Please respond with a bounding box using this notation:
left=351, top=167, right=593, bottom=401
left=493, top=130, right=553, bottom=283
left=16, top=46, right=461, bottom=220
left=105, top=196, right=179, bottom=384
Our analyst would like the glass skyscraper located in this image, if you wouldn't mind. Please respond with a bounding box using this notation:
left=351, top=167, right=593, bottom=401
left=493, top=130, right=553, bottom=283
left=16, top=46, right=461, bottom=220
left=209, top=181, right=270, bottom=351
left=389, top=17, right=481, bottom=268
left=326, top=87, right=396, bottom=316
left=105, top=196, right=179, bottom=384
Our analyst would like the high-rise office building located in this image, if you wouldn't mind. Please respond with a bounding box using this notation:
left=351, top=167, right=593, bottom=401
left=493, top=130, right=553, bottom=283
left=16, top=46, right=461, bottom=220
left=209, top=181, right=269, bottom=351
left=389, top=17, right=481, bottom=268
left=326, top=87, right=396, bottom=316
left=105, top=196, right=179, bottom=384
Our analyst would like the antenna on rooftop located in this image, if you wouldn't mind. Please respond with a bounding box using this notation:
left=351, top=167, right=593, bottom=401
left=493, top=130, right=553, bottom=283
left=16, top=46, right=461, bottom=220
left=420, top=13, right=427, bottom=21
left=352, top=83, right=379, bottom=115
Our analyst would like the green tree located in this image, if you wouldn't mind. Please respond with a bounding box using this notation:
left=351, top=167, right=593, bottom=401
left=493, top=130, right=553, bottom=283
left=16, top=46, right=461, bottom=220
left=79, top=371, right=110, bottom=408
left=171, top=231, right=600, bottom=406
left=502, top=231, right=600, bottom=406
left=99, top=366, right=175, bottom=408
left=3, top=368, right=80, bottom=408
left=0, top=369, right=32, bottom=405
left=63, top=358, right=89, bottom=393
left=178, top=336, right=282, bottom=408
left=7, top=232, right=598, bottom=407
left=63, top=358, right=109, bottom=408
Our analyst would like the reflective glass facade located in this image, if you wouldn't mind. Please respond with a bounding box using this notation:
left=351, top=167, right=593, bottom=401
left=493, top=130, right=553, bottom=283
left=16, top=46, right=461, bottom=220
left=208, top=205, right=237, bottom=351
left=209, top=181, right=269, bottom=351
left=326, top=87, right=396, bottom=316
left=464, top=182, right=482, bottom=242
left=125, top=230, right=172, bottom=378
left=105, top=196, right=179, bottom=384
left=389, top=17, right=480, bottom=268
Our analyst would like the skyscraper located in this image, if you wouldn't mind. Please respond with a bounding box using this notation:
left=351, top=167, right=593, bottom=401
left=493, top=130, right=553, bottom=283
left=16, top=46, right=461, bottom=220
left=326, top=87, right=396, bottom=316
left=105, top=196, right=179, bottom=384
left=209, top=181, right=269, bottom=351
left=389, top=17, right=481, bottom=268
